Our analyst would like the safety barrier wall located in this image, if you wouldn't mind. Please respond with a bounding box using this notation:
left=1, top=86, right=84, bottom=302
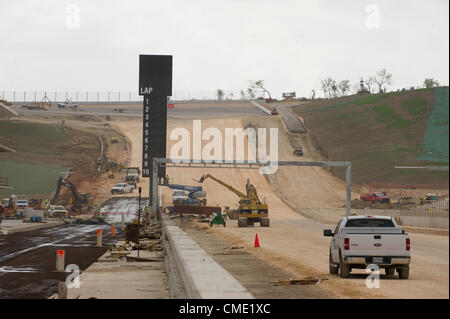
left=251, top=100, right=272, bottom=115
left=161, top=214, right=253, bottom=299
left=366, top=209, right=449, bottom=229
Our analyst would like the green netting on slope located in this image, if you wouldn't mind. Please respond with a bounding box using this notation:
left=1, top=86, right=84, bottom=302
left=417, top=87, right=449, bottom=162
left=0, top=160, right=66, bottom=195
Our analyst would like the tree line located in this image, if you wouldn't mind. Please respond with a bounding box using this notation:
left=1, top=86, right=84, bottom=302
left=216, top=70, right=441, bottom=100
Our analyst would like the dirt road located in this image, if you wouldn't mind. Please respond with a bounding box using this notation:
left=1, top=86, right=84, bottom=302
left=112, top=113, right=449, bottom=299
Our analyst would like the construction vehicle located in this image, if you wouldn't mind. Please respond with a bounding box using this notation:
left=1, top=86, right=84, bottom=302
left=21, top=104, right=48, bottom=111
left=48, top=205, right=69, bottom=217
left=1, top=196, right=18, bottom=218
left=0, top=99, right=12, bottom=106
left=163, top=183, right=207, bottom=205
left=21, top=94, right=52, bottom=111
left=293, top=146, right=303, bottom=156
left=111, top=182, right=134, bottom=194
left=420, top=193, right=440, bottom=205
left=124, top=167, right=140, bottom=186
left=52, top=177, right=92, bottom=211
left=210, top=210, right=226, bottom=227
left=0, top=196, right=35, bottom=218
left=195, top=174, right=269, bottom=227
left=57, top=99, right=78, bottom=110
left=396, top=196, right=416, bottom=206
left=360, top=192, right=390, bottom=204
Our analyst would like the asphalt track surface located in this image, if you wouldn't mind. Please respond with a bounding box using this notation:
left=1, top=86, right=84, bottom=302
left=10, top=102, right=265, bottom=119
left=0, top=223, right=122, bottom=298
left=0, top=197, right=145, bottom=298
left=99, top=197, right=149, bottom=224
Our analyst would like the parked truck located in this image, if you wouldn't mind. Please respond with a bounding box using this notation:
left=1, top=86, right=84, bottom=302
left=323, top=215, right=410, bottom=279
left=360, top=192, right=390, bottom=204
left=111, top=182, right=134, bottom=194
left=124, top=167, right=140, bottom=186
left=57, top=100, right=78, bottom=110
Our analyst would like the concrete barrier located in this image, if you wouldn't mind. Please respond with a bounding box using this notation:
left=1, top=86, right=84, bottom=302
left=22, top=208, right=45, bottom=218
left=361, top=210, right=449, bottom=229
left=397, top=215, right=448, bottom=229
left=161, top=214, right=253, bottom=299
left=251, top=100, right=272, bottom=115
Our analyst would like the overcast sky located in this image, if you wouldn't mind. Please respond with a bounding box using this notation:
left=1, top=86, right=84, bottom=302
left=0, top=0, right=448, bottom=98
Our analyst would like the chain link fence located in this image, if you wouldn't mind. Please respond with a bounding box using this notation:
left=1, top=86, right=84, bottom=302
left=1, top=90, right=247, bottom=104
left=408, top=199, right=449, bottom=214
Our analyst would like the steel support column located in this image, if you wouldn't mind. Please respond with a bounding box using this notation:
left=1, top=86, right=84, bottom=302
left=151, top=159, right=353, bottom=219
left=151, top=159, right=159, bottom=220
left=345, top=163, right=352, bottom=216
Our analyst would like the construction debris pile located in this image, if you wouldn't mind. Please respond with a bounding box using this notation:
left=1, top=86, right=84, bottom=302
left=271, top=277, right=328, bottom=286
left=107, top=222, right=163, bottom=259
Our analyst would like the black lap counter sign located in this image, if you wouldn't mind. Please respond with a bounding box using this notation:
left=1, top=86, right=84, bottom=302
left=139, top=55, right=172, bottom=179
left=142, top=95, right=168, bottom=178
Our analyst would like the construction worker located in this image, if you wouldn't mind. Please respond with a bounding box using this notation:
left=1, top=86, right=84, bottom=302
left=97, top=210, right=103, bottom=222
left=144, top=205, right=150, bottom=225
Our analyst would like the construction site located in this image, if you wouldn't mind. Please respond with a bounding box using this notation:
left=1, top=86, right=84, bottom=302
left=0, top=2, right=449, bottom=309
left=0, top=81, right=449, bottom=300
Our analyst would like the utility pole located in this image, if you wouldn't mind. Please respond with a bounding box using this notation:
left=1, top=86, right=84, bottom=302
left=138, top=186, right=142, bottom=259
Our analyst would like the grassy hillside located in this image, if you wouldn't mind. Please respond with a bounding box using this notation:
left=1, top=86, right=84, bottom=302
left=0, top=120, right=100, bottom=195
left=293, top=87, right=449, bottom=188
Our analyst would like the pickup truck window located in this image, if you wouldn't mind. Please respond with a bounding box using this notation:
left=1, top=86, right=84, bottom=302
left=345, top=218, right=395, bottom=228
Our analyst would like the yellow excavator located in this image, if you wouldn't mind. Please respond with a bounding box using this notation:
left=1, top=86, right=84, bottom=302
left=195, top=174, right=269, bottom=227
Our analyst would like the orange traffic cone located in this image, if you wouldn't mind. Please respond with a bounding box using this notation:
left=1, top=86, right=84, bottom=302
left=254, top=233, right=260, bottom=248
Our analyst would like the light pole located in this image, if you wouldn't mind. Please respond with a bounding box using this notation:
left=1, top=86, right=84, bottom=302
left=138, top=186, right=142, bottom=259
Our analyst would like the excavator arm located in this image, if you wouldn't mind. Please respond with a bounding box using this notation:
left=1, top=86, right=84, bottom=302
left=195, top=174, right=247, bottom=199
left=52, top=177, right=87, bottom=205
left=62, top=179, right=82, bottom=203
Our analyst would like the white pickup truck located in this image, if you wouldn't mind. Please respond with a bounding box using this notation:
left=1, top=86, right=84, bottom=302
left=111, top=183, right=134, bottom=194
left=324, top=215, right=411, bottom=279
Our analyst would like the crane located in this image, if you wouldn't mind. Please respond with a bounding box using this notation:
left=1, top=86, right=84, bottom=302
left=194, top=174, right=269, bottom=227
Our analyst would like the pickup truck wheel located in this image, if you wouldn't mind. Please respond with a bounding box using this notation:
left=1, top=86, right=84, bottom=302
left=329, top=251, right=338, bottom=275
left=398, top=266, right=409, bottom=279
left=339, top=252, right=350, bottom=278
left=385, top=268, right=395, bottom=276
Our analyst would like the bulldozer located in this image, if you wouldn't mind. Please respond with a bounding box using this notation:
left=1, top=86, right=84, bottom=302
left=195, top=174, right=269, bottom=227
